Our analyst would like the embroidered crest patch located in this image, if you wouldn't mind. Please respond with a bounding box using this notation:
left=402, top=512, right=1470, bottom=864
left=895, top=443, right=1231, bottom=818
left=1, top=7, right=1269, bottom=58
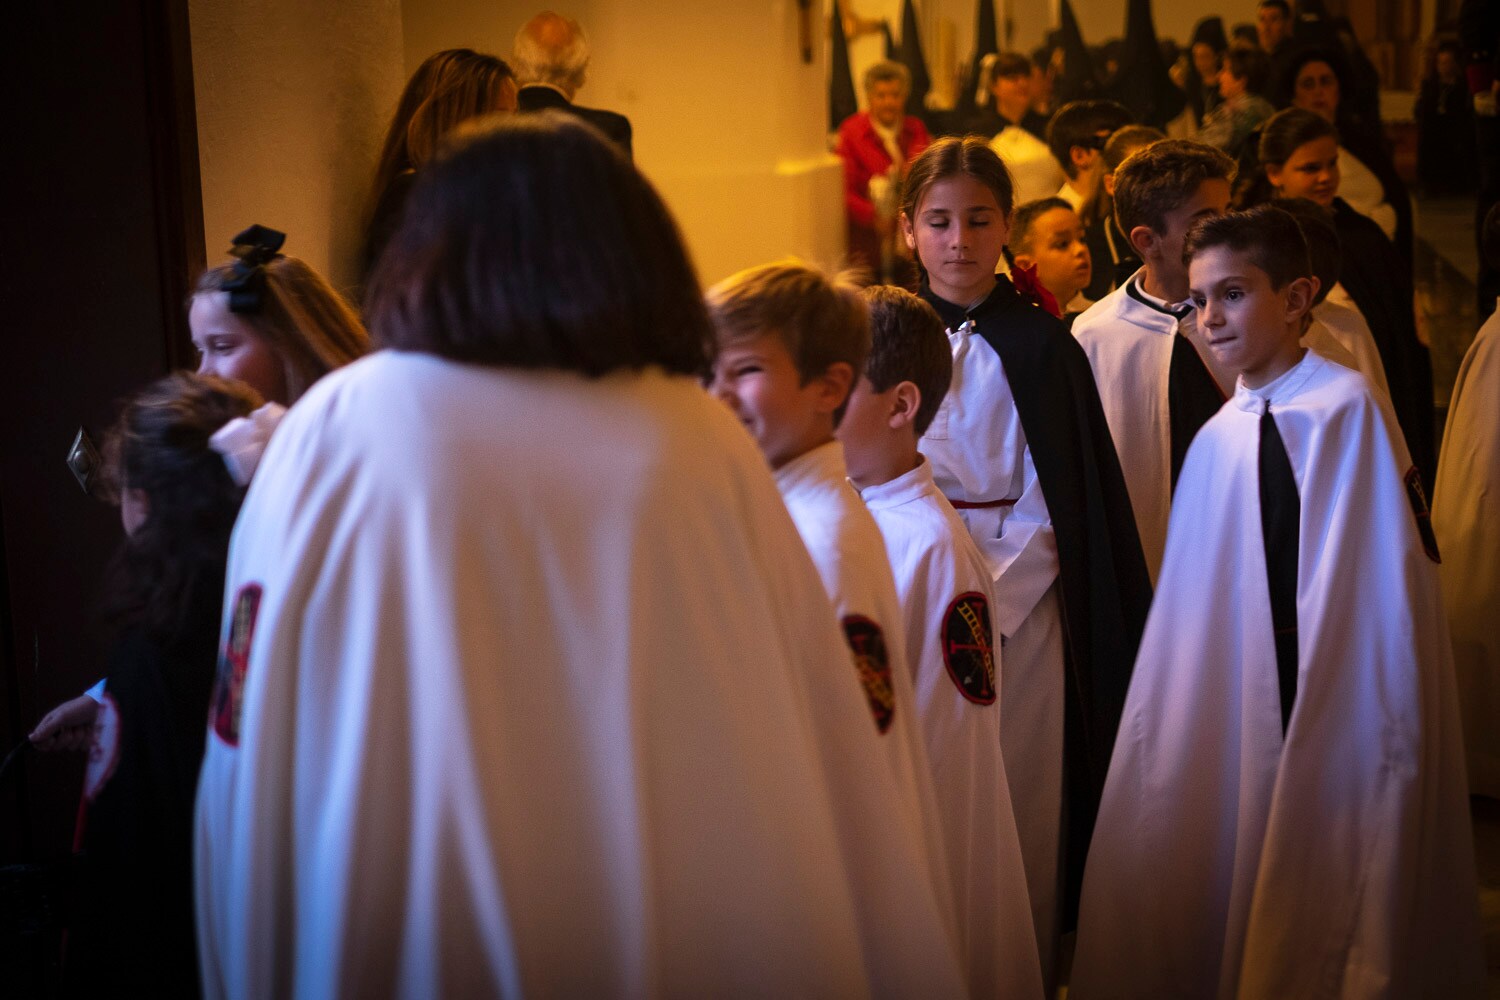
left=842, top=615, right=895, bottom=734
left=1404, top=466, right=1441, bottom=563
left=211, top=583, right=262, bottom=746
left=83, top=693, right=121, bottom=801
left=942, top=592, right=997, bottom=705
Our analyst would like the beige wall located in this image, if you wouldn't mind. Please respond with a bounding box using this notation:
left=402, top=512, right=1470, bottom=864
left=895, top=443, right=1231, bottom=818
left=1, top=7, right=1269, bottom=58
left=401, top=1, right=845, bottom=286
left=188, top=0, right=405, bottom=293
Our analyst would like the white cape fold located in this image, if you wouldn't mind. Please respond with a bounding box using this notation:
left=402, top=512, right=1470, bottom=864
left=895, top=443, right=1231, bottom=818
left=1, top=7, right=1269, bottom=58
left=194, top=352, right=965, bottom=999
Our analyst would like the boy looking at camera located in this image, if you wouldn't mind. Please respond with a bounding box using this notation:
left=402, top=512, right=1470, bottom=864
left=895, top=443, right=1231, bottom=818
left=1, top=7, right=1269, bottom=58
left=1070, top=205, right=1484, bottom=999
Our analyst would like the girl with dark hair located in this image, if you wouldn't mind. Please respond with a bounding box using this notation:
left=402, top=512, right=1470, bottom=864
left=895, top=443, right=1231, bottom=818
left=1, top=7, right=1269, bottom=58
left=1281, top=46, right=1413, bottom=268
left=194, top=111, right=969, bottom=995
left=360, top=48, right=517, bottom=280
left=64, top=372, right=280, bottom=995
left=899, top=134, right=1151, bottom=994
left=1258, top=107, right=1437, bottom=486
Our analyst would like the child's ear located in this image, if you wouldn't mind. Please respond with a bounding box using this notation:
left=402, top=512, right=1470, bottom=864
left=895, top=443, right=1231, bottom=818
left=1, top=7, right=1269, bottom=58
left=1128, top=224, right=1157, bottom=260
left=1283, top=276, right=1316, bottom=322
left=1011, top=250, right=1036, bottom=272
left=814, top=362, right=856, bottom=416
left=1264, top=163, right=1284, bottom=193
left=1070, top=146, right=1096, bottom=174
left=889, top=381, right=922, bottom=431
left=899, top=212, right=916, bottom=251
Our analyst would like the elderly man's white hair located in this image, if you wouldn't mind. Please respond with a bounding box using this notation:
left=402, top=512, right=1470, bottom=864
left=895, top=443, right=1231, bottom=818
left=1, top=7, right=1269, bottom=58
left=512, top=11, right=591, bottom=95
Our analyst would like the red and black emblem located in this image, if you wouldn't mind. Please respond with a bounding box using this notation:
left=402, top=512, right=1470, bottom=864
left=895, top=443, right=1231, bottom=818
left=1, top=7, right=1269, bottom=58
left=842, top=615, right=895, bottom=734
left=942, top=592, right=997, bottom=705
left=211, top=583, right=262, bottom=746
left=1404, top=466, right=1441, bottom=563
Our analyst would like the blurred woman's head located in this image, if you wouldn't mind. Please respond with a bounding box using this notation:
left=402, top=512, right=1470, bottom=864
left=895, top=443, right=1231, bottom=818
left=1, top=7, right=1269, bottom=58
left=1290, top=54, right=1342, bottom=122
left=367, top=50, right=517, bottom=228
left=366, top=111, right=711, bottom=377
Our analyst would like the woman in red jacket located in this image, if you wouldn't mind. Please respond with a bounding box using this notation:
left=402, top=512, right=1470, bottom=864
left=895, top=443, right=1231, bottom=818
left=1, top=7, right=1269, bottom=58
left=836, top=60, right=931, bottom=283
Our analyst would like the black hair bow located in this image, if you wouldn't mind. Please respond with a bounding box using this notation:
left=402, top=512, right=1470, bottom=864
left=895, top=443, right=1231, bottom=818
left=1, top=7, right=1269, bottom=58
left=222, top=224, right=286, bottom=314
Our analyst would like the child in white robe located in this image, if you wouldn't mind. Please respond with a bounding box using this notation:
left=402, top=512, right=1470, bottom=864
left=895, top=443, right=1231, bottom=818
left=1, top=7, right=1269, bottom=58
left=901, top=135, right=1152, bottom=993
left=837, top=285, right=1044, bottom=999
left=1071, top=205, right=1485, bottom=999
left=194, top=115, right=967, bottom=999
left=1071, top=139, right=1236, bottom=581
left=705, top=260, right=960, bottom=958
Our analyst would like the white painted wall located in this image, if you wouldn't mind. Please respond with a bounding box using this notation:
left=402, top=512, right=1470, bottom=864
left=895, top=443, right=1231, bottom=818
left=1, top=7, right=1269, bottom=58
left=188, top=0, right=405, bottom=293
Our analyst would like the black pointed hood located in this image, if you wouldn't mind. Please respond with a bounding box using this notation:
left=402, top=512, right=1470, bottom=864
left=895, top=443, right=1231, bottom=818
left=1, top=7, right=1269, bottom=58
left=894, top=0, right=932, bottom=114
left=829, top=0, right=857, bottom=131
left=1109, top=0, right=1185, bottom=128
left=1055, top=0, right=1102, bottom=104
left=956, top=0, right=1000, bottom=115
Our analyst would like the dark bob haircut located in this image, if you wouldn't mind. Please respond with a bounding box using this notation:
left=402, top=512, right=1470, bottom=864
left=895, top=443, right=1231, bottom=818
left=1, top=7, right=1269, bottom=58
left=1183, top=204, right=1311, bottom=291
left=366, top=110, right=711, bottom=376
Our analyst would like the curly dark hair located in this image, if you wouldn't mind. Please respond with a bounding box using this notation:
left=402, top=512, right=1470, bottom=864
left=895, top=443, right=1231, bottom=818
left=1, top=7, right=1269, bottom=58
left=102, top=372, right=263, bottom=642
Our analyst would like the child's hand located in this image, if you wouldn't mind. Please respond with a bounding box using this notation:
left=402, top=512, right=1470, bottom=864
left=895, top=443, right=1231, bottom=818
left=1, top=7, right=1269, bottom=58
left=29, top=694, right=100, bottom=752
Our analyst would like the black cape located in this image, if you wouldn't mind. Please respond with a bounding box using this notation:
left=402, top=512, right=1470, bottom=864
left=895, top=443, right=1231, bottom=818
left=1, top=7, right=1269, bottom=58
left=66, top=578, right=222, bottom=998
left=921, top=277, right=1153, bottom=928
left=1332, top=197, right=1436, bottom=487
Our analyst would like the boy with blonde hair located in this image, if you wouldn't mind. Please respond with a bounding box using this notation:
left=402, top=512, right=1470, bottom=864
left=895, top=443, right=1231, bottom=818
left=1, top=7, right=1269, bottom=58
left=706, top=263, right=958, bottom=959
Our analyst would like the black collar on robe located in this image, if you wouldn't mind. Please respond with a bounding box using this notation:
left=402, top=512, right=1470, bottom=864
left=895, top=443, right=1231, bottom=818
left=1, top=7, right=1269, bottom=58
left=921, top=276, right=1153, bottom=929
left=1330, top=197, right=1436, bottom=490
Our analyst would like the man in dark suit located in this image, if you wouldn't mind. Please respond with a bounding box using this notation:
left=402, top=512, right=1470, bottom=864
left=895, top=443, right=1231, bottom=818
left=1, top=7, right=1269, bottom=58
left=513, top=11, right=633, bottom=158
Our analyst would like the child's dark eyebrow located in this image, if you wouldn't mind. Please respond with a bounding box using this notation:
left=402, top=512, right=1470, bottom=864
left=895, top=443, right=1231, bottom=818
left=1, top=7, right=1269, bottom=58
left=1189, top=275, right=1252, bottom=296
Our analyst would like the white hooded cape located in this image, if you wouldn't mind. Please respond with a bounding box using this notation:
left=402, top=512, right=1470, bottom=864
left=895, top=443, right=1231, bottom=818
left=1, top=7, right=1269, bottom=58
left=193, top=353, right=966, bottom=999
left=859, top=457, right=1044, bottom=1000
left=1069, top=350, right=1485, bottom=999
left=1433, top=305, right=1500, bottom=798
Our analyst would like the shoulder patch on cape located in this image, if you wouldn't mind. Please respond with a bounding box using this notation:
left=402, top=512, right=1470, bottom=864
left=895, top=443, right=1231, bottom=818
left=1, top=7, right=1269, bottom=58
left=942, top=592, right=997, bottom=705
left=83, top=693, right=121, bottom=801
left=211, top=583, right=263, bottom=746
left=842, top=615, right=895, bottom=734
left=1404, top=466, right=1441, bottom=563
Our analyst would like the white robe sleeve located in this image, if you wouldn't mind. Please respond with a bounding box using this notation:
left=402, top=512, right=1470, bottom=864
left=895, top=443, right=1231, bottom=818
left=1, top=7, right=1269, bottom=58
left=980, top=446, right=1059, bottom=639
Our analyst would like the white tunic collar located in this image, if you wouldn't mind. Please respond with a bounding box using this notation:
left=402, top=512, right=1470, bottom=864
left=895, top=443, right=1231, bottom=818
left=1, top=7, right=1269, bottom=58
left=1232, top=349, right=1318, bottom=412
left=774, top=440, right=850, bottom=499
left=857, top=455, right=935, bottom=511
